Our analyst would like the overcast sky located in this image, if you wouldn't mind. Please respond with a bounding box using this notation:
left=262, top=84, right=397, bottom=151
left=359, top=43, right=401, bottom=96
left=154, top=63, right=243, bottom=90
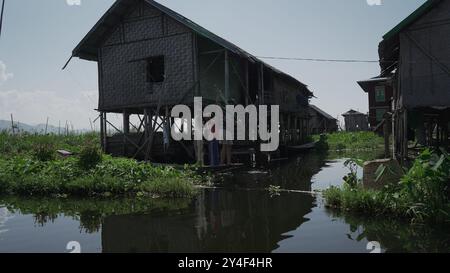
left=0, top=0, right=426, bottom=129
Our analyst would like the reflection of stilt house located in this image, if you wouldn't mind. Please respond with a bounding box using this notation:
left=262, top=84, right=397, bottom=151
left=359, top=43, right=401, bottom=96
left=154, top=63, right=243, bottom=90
left=376, top=0, right=450, bottom=159
left=71, top=0, right=313, bottom=164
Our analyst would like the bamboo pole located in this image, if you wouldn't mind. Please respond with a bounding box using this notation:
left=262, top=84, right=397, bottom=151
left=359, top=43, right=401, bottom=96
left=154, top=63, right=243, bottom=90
left=44, top=117, right=49, bottom=135
left=10, top=113, right=14, bottom=134
left=0, top=0, right=5, bottom=40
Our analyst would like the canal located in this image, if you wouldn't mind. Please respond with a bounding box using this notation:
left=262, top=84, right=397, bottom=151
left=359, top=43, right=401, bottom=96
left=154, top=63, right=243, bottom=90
left=1, top=152, right=449, bottom=253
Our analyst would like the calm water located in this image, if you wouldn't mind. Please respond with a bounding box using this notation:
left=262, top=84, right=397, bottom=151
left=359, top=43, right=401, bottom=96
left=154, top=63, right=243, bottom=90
left=1, top=152, right=449, bottom=253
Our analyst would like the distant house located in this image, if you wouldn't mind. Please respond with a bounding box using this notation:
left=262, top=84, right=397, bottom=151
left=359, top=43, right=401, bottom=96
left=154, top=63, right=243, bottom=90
left=308, top=105, right=338, bottom=134
left=376, top=0, right=450, bottom=158
left=342, top=110, right=369, bottom=132
left=357, top=76, right=393, bottom=130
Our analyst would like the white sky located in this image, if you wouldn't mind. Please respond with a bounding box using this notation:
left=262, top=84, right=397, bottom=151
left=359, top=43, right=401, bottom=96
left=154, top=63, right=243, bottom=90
left=0, top=0, right=426, bottom=129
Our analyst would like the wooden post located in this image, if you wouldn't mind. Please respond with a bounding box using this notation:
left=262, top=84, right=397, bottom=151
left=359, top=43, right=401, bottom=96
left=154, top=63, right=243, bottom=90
left=100, top=113, right=105, bottom=152
left=383, top=118, right=390, bottom=158
left=89, top=118, right=94, bottom=132
left=44, top=117, right=49, bottom=135
left=103, top=113, right=108, bottom=151
left=143, top=108, right=149, bottom=159
left=123, top=110, right=130, bottom=134
left=10, top=113, right=14, bottom=134
left=123, top=110, right=129, bottom=156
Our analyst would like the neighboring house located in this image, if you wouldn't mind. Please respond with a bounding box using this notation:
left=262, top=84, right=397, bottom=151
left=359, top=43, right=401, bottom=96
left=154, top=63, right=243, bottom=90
left=342, top=110, right=369, bottom=132
left=308, top=105, right=338, bottom=134
left=70, top=0, right=313, bottom=164
left=377, top=0, right=450, bottom=158
left=357, top=76, right=393, bottom=130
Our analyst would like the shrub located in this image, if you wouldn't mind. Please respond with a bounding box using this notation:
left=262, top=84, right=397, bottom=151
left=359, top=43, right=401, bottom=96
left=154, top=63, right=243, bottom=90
left=33, top=137, right=55, bottom=162
left=0, top=155, right=199, bottom=198
left=398, top=149, right=450, bottom=222
left=324, top=149, right=450, bottom=223
left=313, top=131, right=384, bottom=151
left=78, top=141, right=103, bottom=170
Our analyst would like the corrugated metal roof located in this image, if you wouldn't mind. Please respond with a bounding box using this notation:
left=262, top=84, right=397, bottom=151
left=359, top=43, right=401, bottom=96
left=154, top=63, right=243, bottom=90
left=309, top=105, right=336, bottom=121
left=72, top=0, right=312, bottom=95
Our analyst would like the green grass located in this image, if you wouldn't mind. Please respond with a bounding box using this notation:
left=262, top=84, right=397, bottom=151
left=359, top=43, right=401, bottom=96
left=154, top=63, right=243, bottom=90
left=323, top=149, right=450, bottom=223
left=0, top=131, right=98, bottom=158
left=313, top=131, right=384, bottom=151
left=0, top=132, right=203, bottom=198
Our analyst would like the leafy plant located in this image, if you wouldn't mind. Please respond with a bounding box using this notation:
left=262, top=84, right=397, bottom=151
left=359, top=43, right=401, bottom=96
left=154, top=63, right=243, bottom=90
left=78, top=141, right=103, bottom=170
left=33, top=137, right=55, bottom=162
left=268, top=185, right=282, bottom=197
left=342, top=158, right=363, bottom=189
left=324, top=149, right=450, bottom=224
left=313, top=131, right=384, bottom=152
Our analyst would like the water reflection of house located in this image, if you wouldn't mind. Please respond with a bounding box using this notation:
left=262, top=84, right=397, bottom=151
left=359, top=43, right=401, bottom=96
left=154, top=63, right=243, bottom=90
left=342, top=110, right=369, bottom=132
left=308, top=105, right=338, bottom=134
left=0, top=207, right=12, bottom=233
left=360, top=0, right=450, bottom=158
left=101, top=190, right=314, bottom=253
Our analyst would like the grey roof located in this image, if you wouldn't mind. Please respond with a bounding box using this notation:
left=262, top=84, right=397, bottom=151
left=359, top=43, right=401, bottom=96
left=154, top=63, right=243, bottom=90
left=342, top=109, right=366, bottom=116
left=309, top=105, right=336, bottom=121
left=72, top=0, right=313, bottom=96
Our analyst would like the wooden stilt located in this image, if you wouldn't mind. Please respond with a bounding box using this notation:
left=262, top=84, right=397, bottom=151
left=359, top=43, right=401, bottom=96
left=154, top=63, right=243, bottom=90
left=123, top=110, right=129, bottom=156
left=100, top=112, right=106, bottom=152
left=10, top=113, right=14, bottom=134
